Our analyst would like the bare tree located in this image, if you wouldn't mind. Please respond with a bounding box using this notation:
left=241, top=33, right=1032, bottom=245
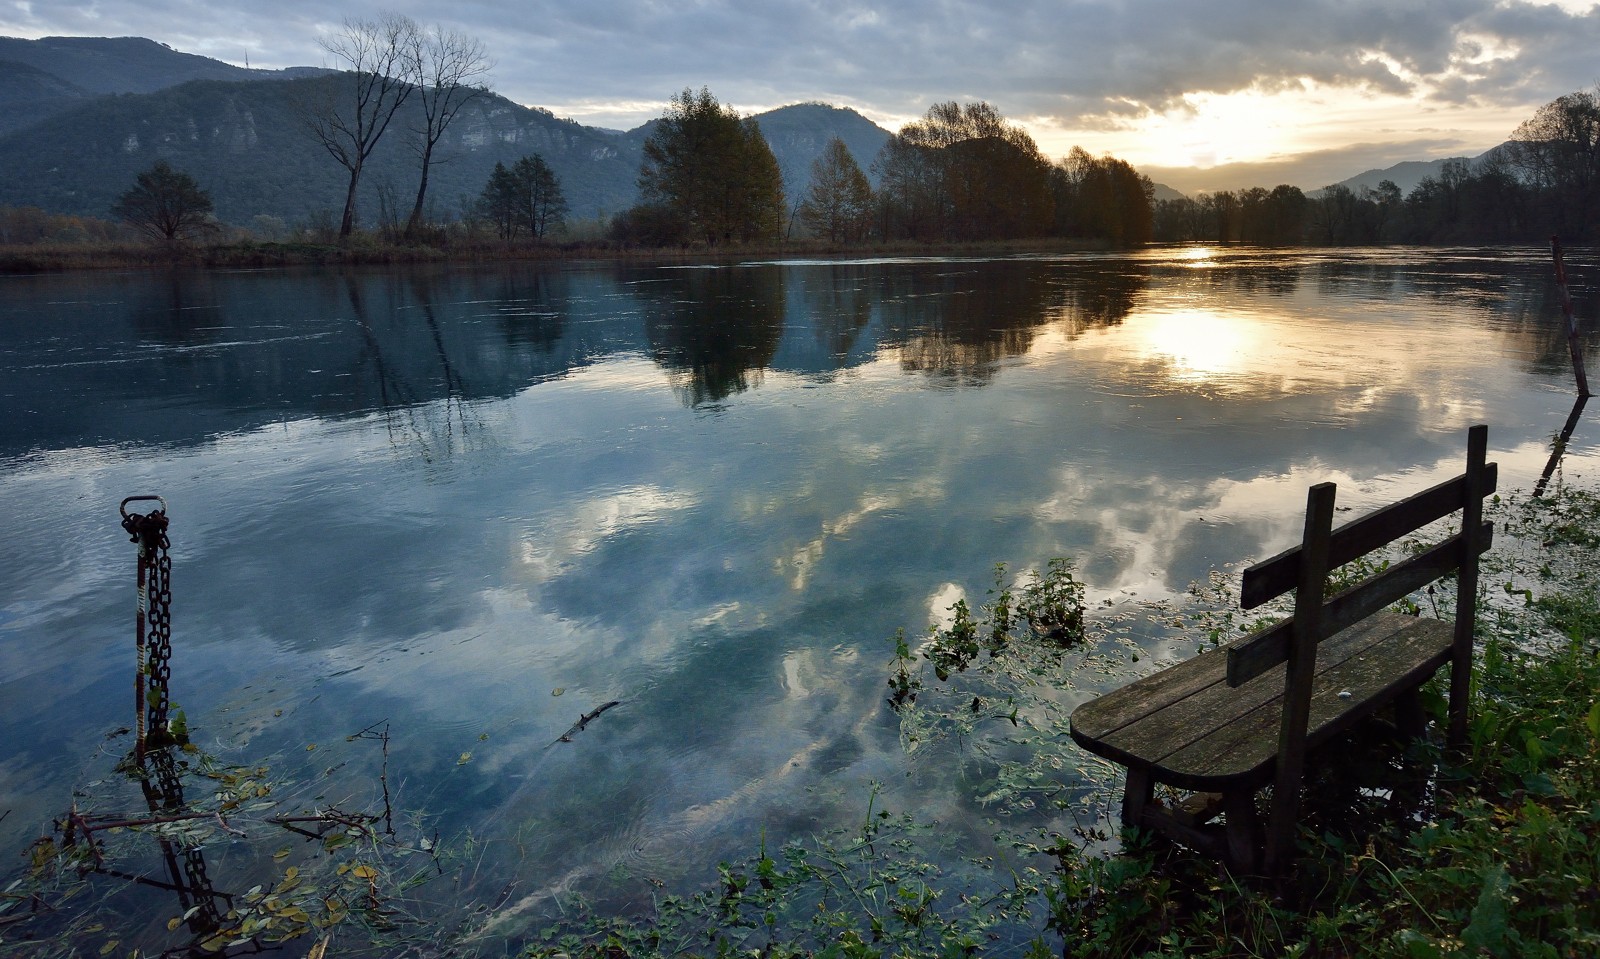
left=296, top=13, right=420, bottom=238
left=403, top=24, right=492, bottom=240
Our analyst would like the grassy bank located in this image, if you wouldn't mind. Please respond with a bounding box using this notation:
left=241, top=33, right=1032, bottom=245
left=0, top=236, right=1116, bottom=274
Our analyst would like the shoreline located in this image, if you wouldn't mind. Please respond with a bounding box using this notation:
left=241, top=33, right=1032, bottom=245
left=0, top=236, right=1119, bottom=274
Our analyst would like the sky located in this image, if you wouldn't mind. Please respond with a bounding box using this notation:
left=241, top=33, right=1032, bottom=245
left=6, top=0, right=1600, bottom=192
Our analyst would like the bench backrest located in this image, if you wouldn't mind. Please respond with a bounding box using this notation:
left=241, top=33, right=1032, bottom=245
left=1226, top=432, right=1496, bottom=689
left=1235, top=425, right=1495, bottom=873
left=1225, top=425, right=1496, bottom=689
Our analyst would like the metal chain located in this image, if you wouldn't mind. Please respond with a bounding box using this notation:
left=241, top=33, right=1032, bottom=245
left=141, top=747, right=224, bottom=935
left=122, top=498, right=172, bottom=751
left=146, top=534, right=173, bottom=738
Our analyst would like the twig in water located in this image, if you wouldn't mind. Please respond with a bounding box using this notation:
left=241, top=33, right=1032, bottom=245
left=554, top=701, right=623, bottom=743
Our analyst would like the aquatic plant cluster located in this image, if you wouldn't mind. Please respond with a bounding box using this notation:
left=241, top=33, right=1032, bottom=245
left=3, top=483, right=1599, bottom=956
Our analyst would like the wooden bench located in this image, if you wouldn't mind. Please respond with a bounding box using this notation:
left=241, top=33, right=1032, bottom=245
left=1069, top=425, right=1495, bottom=873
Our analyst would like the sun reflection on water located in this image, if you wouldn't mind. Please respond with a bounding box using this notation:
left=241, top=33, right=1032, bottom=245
left=1135, top=309, right=1250, bottom=382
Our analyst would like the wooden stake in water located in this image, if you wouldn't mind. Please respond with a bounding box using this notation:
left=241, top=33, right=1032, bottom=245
left=1552, top=236, right=1592, bottom=398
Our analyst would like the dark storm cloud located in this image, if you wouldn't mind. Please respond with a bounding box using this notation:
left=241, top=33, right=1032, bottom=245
left=6, top=0, right=1599, bottom=122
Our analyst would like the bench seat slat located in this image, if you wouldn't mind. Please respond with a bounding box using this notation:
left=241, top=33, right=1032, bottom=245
left=1064, top=644, right=1228, bottom=743
left=1070, top=613, right=1451, bottom=792
left=1097, top=614, right=1403, bottom=765
left=1163, top=618, right=1450, bottom=786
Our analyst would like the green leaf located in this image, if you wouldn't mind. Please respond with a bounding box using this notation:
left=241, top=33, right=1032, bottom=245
left=1586, top=701, right=1600, bottom=740
left=1461, top=864, right=1510, bottom=957
left=1396, top=929, right=1442, bottom=959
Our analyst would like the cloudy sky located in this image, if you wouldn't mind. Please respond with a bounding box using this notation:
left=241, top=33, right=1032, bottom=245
left=6, top=0, right=1600, bottom=191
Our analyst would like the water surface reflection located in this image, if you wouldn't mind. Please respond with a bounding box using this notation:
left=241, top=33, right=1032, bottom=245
left=1, top=247, right=1596, bottom=945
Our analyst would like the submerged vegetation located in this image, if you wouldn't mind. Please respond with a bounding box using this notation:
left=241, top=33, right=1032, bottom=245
left=6, top=479, right=1598, bottom=956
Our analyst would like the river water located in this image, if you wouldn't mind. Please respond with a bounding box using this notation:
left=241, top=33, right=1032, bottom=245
left=1, top=247, right=1596, bottom=947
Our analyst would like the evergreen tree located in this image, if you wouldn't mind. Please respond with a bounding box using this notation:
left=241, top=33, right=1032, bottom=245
left=476, top=154, right=567, bottom=240
left=111, top=160, right=215, bottom=242
left=477, top=161, right=520, bottom=239
left=799, top=138, right=872, bottom=243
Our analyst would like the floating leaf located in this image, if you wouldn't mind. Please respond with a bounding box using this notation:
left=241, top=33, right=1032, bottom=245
left=168, top=918, right=183, bottom=931
left=306, top=744, right=316, bottom=751
left=352, top=865, right=378, bottom=880
left=458, top=752, right=472, bottom=765
left=479, top=733, right=489, bottom=740
left=552, top=688, right=565, bottom=696
left=273, top=846, right=291, bottom=861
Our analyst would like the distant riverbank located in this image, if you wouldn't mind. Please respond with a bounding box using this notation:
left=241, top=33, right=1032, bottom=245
left=0, top=236, right=1118, bottom=273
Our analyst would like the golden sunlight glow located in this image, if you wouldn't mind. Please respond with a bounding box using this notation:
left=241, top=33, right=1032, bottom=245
left=1023, top=79, right=1540, bottom=181
left=1133, top=309, right=1252, bottom=383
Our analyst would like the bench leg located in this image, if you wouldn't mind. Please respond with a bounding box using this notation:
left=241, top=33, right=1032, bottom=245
left=1121, top=766, right=1153, bottom=829
left=1395, top=687, right=1427, bottom=742
left=1222, top=789, right=1262, bottom=873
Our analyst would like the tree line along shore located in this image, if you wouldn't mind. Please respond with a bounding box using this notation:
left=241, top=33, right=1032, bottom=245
left=2, top=16, right=1599, bottom=268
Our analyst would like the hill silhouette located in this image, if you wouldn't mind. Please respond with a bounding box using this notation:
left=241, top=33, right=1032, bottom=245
left=0, top=53, right=898, bottom=226
left=0, top=35, right=326, bottom=94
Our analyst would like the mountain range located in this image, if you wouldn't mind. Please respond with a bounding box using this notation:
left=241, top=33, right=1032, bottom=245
left=1329, top=148, right=1506, bottom=196
left=0, top=36, right=895, bottom=226
left=0, top=34, right=1498, bottom=226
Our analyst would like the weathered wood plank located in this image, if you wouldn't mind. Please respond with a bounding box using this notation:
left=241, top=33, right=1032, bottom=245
left=1090, top=613, right=1403, bottom=770
left=1241, top=464, right=1497, bottom=609
left=1157, top=618, right=1451, bottom=789
left=1226, top=522, right=1491, bottom=687
left=1264, top=481, right=1337, bottom=874
left=1139, top=805, right=1228, bottom=859
left=1067, top=647, right=1228, bottom=743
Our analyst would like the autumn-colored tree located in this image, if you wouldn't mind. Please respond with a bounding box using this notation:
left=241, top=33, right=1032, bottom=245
left=799, top=138, right=872, bottom=243
left=1507, top=88, right=1600, bottom=237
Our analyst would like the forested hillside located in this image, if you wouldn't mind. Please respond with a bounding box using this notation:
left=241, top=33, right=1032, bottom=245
left=0, top=68, right=897, bottom=226
left=0, top=77, right=645, bottom=224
